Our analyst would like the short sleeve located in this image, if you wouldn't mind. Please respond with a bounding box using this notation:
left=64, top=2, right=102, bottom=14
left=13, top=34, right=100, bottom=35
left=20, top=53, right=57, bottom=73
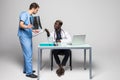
left=19, top=12, right=27, bottom=22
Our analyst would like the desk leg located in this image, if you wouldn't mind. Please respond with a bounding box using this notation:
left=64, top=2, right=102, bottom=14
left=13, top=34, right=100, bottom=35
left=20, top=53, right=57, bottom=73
left=37, top=48, right=40, bottom=80
left=89, top=48, right=92, bottom=79
left=50, top=49, right=53, bottom=71
left=37, top=49, right=42, bottom=80
left=84, top=49, right=86, bottom=70
left=40, top=49, right=42, bottom=70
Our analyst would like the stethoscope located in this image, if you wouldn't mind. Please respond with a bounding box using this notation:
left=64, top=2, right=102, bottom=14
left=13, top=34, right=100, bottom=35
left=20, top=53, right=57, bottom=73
left=54, top=29, right=67, bottom=40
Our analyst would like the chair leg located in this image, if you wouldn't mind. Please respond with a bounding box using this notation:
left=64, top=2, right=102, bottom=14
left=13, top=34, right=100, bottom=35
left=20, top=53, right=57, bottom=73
left=51, top=52, right=53, bottom=71
left=70, top=53, right=72, bottom=70
left=84, top=49, right=87, bottom=70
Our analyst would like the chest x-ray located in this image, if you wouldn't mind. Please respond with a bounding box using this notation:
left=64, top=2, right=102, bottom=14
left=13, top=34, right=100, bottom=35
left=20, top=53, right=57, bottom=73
left=30, top=16, right=42, bottom=29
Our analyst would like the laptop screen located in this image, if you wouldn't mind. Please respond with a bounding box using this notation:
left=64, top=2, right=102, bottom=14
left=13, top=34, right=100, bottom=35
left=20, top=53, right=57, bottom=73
left=72, top=35, right=86, bottom=45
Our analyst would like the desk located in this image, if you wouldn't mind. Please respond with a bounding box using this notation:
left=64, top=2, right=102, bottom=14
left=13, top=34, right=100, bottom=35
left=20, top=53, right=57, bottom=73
left=37, top=43, right=92, bottom=80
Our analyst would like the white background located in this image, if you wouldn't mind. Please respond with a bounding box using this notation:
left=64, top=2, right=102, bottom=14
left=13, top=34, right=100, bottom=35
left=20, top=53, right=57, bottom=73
left=0, top=0, right=120, bottom=80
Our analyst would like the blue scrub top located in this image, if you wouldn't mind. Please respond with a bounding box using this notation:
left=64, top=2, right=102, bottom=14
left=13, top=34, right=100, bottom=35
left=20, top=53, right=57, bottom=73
left=18, top=11, right=33, bottom=38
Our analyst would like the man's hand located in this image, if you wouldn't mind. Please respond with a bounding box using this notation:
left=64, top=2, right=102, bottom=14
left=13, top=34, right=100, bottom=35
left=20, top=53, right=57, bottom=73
left=56, top=40, right=61, bottom=42
left=45, top=28, right=50, bottom=37
left=32, top=29, right=40, bottom=34
left=27, top=24, right=32, bottom=28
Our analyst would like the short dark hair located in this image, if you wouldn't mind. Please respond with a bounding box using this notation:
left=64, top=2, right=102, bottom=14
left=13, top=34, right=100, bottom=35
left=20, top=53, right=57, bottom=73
left=29, top=2, right=39, bottom=10
left=55, top=20, right=63, bottom=26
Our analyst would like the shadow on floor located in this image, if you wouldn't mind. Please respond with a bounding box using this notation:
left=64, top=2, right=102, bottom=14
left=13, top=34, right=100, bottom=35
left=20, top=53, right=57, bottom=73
left=39, top=58, right=98, bottom=71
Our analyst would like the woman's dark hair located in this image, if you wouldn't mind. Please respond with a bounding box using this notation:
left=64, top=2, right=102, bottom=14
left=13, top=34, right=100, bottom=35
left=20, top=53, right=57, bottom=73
left=29, top=2, right=39, bottom=10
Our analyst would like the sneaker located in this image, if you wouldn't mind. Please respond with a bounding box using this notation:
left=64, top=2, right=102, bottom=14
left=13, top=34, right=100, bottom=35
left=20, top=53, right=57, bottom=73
left=26, top=74, right=37, bottom=78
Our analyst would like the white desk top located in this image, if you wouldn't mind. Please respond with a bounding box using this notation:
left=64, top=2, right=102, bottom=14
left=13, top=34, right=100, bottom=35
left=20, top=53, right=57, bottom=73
left=38, top=43, right=91, bottom=49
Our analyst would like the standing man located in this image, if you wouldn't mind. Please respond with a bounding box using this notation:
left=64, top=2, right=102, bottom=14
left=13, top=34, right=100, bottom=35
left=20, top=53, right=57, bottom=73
left=18, top=2, right=40, bottom=78
left=45, top=20, right=72, bottom=77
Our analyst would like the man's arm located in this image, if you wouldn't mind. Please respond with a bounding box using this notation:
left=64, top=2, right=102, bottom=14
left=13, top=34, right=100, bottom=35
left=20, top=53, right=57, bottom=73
left=19, top=21, right=32, bottom=29
left=61, top=31, right=72, bottom=43
left=20, top=21, right=40, bottom=35
left=45, top=29, right=56, bottom=42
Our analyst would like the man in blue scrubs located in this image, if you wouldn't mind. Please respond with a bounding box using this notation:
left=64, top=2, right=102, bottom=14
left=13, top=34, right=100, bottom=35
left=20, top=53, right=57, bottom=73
left=18, top=3, right=40, bottom=78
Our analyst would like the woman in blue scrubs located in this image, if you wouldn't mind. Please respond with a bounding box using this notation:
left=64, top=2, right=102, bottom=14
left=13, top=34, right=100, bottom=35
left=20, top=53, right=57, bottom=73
left=18, top=3, right=40, bottom=78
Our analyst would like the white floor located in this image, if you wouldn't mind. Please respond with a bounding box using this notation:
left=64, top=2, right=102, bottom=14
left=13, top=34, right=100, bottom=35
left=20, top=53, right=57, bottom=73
left=0, top=48, right=120, bottom=80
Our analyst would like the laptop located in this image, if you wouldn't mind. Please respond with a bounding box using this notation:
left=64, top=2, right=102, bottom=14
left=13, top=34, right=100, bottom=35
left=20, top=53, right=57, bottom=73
left=72, top=35, right=86, bottom=45
left=30, top=16, right=42, bottom=29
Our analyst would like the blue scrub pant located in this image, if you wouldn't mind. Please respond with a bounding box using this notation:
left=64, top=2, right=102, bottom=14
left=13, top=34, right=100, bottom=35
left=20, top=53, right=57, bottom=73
left=19, top=36, right=33, bottom=75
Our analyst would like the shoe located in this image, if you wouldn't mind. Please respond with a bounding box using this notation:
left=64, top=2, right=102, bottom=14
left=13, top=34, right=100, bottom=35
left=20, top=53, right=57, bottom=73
left=56, top=68, right=61, bottom=77
left=56, top=67, right=65, bottom=77
left=26, top=74, right=37, bottom=78
left=60, top=67, right=65, bottom=75
left=57, top=70, right=61, bottom=76
left=23, top=70, right=36, bottom=74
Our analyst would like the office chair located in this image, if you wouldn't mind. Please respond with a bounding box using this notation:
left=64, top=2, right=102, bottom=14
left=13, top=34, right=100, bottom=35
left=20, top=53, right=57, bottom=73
left=50, top=49, right=72, bottom=71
